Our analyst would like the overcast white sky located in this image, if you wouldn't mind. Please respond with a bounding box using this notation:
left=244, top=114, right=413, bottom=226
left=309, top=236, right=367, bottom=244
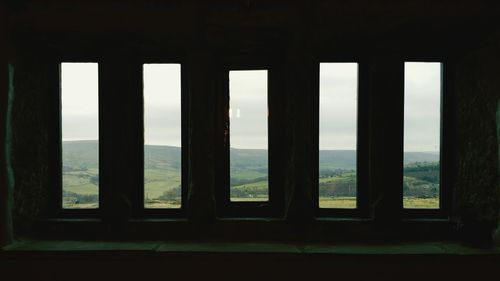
left=230, top=70, right=268, bottom=149
left=61, top=62, right=441, bottom=152
left=320, top=63, right=358, bottom=150
left=61, top=63, right=99, bottom=141
left=143, top=64, right=181, bottom=146
left=404, top=62, right=441, bottom=152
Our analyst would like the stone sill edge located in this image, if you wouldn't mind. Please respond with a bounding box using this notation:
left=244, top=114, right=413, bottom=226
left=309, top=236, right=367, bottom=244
left=2, top=240, right=499, bottom=256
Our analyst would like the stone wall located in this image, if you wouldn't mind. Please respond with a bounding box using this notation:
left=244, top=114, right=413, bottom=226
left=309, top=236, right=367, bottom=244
left=496, top=99, right=500, bottom=245
left=9, top=53, right=53, bottom=237
left=453, top=39, right=500, bottom=247
left=1, top=0, right=500, bottom=245
left=0, top=4, right=11, bottom=247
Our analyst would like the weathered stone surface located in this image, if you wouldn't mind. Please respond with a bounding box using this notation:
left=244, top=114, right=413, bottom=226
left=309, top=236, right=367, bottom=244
left=10, top=54, right=52, bottom=237
left=0, top=4, right=12, bottom=247
left=368, top=57, right=404, bottom=223
left=1, top=0, right=500, bottom=247
left=453, top=40, right=500, bottom=247
left=496, top=99, right=500, bottom=246
left=187, top=51, right=217, bottom=224
left=283, top=41, right=315, bottom=223
left=98, top=58, right=143, bottom=225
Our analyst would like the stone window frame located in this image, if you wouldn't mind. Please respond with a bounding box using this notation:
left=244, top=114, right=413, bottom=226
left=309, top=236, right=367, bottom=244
left=215, top=58, right=286, bottom=218
left=10, top=38, right=454, bottom=241
left=49, top=51, right=190, bottom=220
left=312, top=59, right=370, bottom=218
left=311, top=54, right=452, bottom=220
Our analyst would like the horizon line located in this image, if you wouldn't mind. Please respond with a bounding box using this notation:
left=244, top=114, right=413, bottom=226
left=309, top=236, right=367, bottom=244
left=63, top=140, right=439, bottom=153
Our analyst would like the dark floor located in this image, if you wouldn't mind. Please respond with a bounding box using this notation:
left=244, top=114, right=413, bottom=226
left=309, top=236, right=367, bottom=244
left=1, top=241, right=499, bottom=280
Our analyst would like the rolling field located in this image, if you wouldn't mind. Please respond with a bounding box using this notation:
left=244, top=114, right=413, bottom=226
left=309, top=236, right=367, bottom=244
left=64, top=197, right=439, bottom=209
left=62, top=141, right=440, bottom=210
left=319, top=197, right=357, bottom=208
left=144, top=168, right=181, bottom=199
left=403, top=197, right=440, bottom=209
left=319, top=197, right=439, bottom=209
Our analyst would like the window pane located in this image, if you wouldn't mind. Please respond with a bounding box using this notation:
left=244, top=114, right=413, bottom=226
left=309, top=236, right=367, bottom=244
left=403, top=62, right=441, bottom=209
left=319, top=63, right=358, bottom=209
left=230, top=70, right=268, bottom=202
left=144, top=64, right=182, bottom=209
left=61, top=63, right=99, bottom=209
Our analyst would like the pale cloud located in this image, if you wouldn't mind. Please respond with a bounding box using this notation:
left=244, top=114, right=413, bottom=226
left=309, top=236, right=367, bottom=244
left=61, top=62, right=441, bottom=152
left=61, top=63, right=99, bottom=141
left=229, top=70, right=268, bottom=149
left=320, top=63, right=358, bottom=150
left=404, top=62, right=441, bottom=152
left=143, top=64, right=181, bottom=146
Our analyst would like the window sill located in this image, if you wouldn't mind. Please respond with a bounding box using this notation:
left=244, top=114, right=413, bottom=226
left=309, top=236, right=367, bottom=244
left=2, top=240, right=500, bottom=255
left=2, top=240, right=499, bottom=279
left=2, top=240, right=499, bottom=256
left=26, top=217, right=455, bottom=242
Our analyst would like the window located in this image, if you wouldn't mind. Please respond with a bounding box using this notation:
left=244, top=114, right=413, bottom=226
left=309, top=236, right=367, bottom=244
left=61, top=63, right=99, bottom=209
left=319, top=63, right=358, bottom=209
left=229, top=70, right=269, bottom=202
left=51, top=59, right=446, bottom=223
left=24, top=51, right=449, bottom=243
left=403, top=62, right=442, bottom=209
left=143, top=64, right=182, bottom=209
left=6, top=2, right=486, bottom=249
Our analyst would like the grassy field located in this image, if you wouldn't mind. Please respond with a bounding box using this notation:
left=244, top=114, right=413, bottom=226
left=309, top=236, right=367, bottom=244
left=231, top=170, right=267, bottom=180
left=144, top=199, right=181, bottom=209
left=144, top=168, right=181, bottom=199
left=64, top=199, right=181, bottom=209
left=319, top=197, right=357, bottom=208
left=62, top=168, right=99, bottom=208
left=63, top=202, right=98, bottom=209
left=319, top=172, right=355, bottom=184
left=319, top=196, right=439, bottom=209
left=63, top=168, right=99, bottom=195
left=64, top=197, right=439, bottom=209
left=62, top=141, right=440, bottom=210
left=140, top=196, right=439, bottom=209
left=403, top=197, right=439, bottom=209
left=230, top=197, right=269, bottom=202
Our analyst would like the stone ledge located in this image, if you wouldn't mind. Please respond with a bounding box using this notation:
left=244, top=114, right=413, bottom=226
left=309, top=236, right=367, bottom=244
left=2, top=240, right=500, bottom=256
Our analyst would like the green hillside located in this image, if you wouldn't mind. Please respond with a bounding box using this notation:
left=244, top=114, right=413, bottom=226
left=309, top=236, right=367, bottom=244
left=62, top=140, right=99, bottom=170
left=63, top=141, right=439, bottom=173
left=62, top=140, right=440, bottom=208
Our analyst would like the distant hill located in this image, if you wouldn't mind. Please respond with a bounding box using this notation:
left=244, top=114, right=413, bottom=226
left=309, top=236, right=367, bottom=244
left=62, top=140, right=99, bottom=169
left=144, top=144, right=181, bottom=169
left=62, top=141, right=440, bottom=203
left=319, top=150, right=357, bottom=170
left=63, top=140, right=439, bottom=171
left=403, top=152, right=439, bottom=164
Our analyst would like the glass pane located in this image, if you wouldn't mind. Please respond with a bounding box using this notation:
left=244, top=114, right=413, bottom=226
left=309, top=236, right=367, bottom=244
left=319, top=63, right=358, bottom=209
left=229, top=70, right=268, bottom=202
left=61, top=63, right=99, bottom=209
left=403, top=62, right=441, bottom=209
left=144, top=64, right=182, bottom=209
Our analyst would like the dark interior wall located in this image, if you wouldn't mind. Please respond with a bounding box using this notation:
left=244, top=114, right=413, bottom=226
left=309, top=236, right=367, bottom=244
left=452, top=38, right=500, bottom=246
left=497, top=98, right=500, bottom=245
left=6, top=0, right=500, bottom=46
left=0, top=4, right=11, bottom=247
left=10, top=52, right=54, bottom=236
left=1, top=0, right=500, bottom=244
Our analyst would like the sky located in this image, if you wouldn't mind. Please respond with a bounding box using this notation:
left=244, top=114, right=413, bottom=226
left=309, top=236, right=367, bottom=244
left=230, top=70, right=268, bottom=149
left=61, top=63, right=99, bottom=141
left=320, top=63, right=358, bottom=150
left=143, top=64, right=181, bottom=146
left=61, top=62, right=441, bottom=152
left=403, top=62, right=441, bottom=152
